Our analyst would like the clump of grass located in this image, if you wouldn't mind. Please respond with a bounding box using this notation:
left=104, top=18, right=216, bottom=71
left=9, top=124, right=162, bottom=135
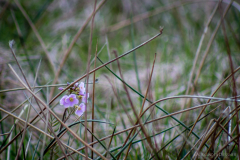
left=0, top=0, right=240, bottom=159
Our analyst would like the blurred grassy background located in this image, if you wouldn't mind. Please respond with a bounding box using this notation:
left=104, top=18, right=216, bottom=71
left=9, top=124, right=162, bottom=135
left=0, top=0, right=240, bottom=159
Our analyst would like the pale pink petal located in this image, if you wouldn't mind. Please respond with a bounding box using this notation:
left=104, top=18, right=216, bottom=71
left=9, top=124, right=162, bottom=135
left=75, top=103, right=86, bottom=116
left=58, top=87, right=64, bottom=91
left=82, top=93, right=89, bottom=103
left=79, top=82, right=85, bottom=94
left=65, top=94, right=79, bottom=107
left=60, top=95, right=71, bottom=108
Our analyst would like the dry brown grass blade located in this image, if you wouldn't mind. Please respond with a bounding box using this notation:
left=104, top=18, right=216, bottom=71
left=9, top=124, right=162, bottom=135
left=9, top=43, right=69, bottom=159
left=8, top=41, right=57, bottom=159
left=9, top=41, right=48, bottom=128
left=0, top=90, right=41, bottom=122
left=180, top=1, right=234, bottom=153
left=214, top=136, right=238, bottom=159
left=0, top=106, right=54, bottom=141
left=179, top=2, right=240, bottom=158
left=84, top=0, right=97, bottom=158
left=182, top=1, right=220, bottom=112
left=49, top=30, right=163, bottom=105
left=191, top=2, right=232, bottom=91
left=112, top=50, right=156, bottom=159
left=181, top=105, right=223, bottom=159
left=16, top=60, right=43, bottom=160
left=105, top=0, right=237, bottom=32
left=43, top=109, right=88, bottom=156
left=6, top=104, right=28, bottom=160
left=172, top=121, right=209, bottom=160
left=141, top=98, right=235, bottom=126
left=58, top=96, right=235, bottom=159
left=106, top=0, right=194, bottom=32
left=220, top=1, right=239, bottom=156
left=206, top=120, right=238, bottom=155
left=105, top=74, right=140, bottom=158
left=123, top=53, right=157, bottom=159
left=49, top=0, right=107, bottom=100
left=193, top=106, right=238, bottom=159
left=57, top=98, right=226, bottom=159
left=91, top=41, right=98, bottom=159
left=192, top=119, right=216, bottom=160
left=51, top=30, right=163, bottom=160
left=209, top=105, right=240, bottom=154
left=8, top=64, right=107, bottom=160
left=0, top=106, right=91, bottom=159
left=105, top=127, right=116, bottom=159
left=104, top=74, right=135, bottom=124
left=13, top=0, right=55, bottom=73
left=181, top=132, right=206, bottom=159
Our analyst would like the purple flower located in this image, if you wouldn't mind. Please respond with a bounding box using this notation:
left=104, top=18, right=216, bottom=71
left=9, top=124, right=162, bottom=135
left=79, top=82, right=85, bottom=96
left=75, top=103, right=86, bottom=116
left=58, top=87, right=64, bottom=91
left=82, top=93, right=89, bottom=103
left=60, top=95, right=70, bottom=108
left=65, top=94, right=79, bottom=107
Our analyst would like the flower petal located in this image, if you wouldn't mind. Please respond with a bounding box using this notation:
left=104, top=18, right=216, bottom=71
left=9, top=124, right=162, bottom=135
left=79, top=103, right=86, bottom=111
left=79, top=82, right=85, bottom=93
left=82, top=93, right=89, bottom=103
left=75, top=109, right=83, bottom=116
left=75, top=103, right=86, bottom=116
left=58, top=87, right=64, bottom=91
left=65, top=94, right=79, bottom=107
left=60, top=95, right=68, bottom=105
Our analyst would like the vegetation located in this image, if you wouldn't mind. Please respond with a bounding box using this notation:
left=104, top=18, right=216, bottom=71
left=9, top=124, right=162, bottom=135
left=0, top=0, right=240, bottom=159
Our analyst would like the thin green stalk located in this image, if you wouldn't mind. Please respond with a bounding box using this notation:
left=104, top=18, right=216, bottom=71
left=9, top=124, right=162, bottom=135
left=49, top=31, right=163, bottom=105
left=100, top=110, right=211, bottom=159
left=43, top=120, right=114, bottom=155
left=97, top=57, right=203, bottom=144
left=32, top=135, right=42, bottom=160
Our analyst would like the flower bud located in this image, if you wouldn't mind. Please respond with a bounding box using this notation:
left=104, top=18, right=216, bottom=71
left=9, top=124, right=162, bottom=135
left=58, top=87, right=64, bottom=90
